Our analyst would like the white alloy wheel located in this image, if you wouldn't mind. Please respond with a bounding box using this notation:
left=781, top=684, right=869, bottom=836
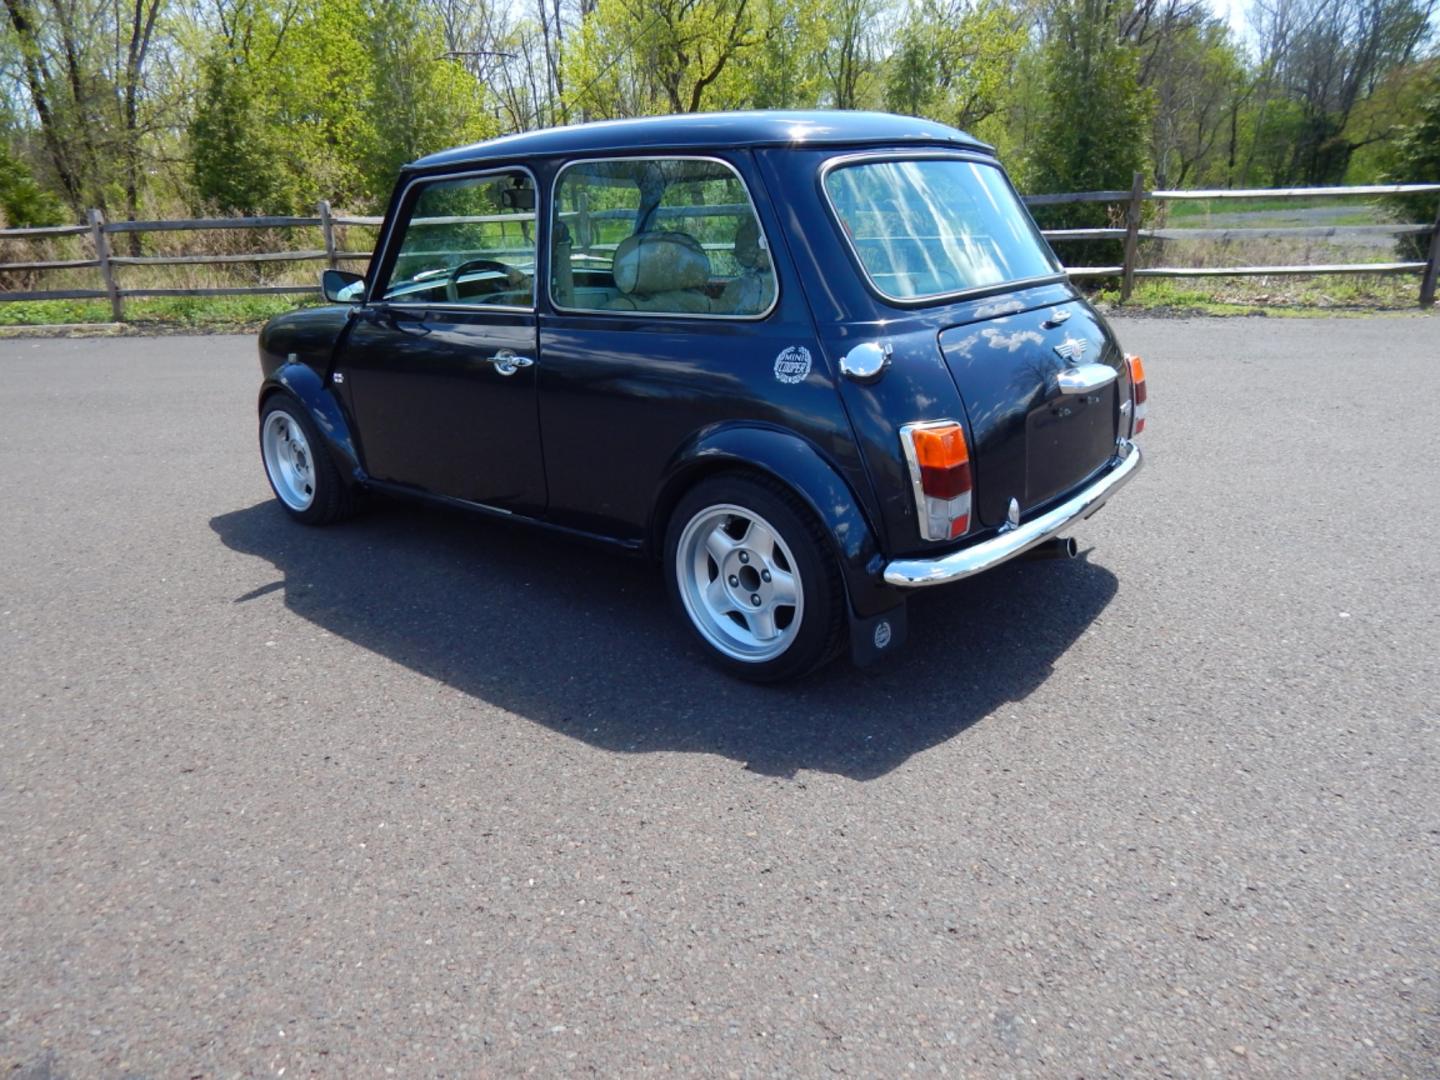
left=261, top=408, right=316, bottom=512
left=674, top=502, right=805, bottom=663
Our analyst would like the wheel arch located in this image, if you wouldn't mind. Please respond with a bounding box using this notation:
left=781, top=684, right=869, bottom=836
left=259, top=362, right=362, bottom=485
left=650, top=423, right=894, bottom=617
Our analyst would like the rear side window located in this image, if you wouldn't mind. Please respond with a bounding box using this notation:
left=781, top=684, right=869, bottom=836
left=550, top=158, right=777, bottom=318
left=824, top=158, right=1059, bottom=301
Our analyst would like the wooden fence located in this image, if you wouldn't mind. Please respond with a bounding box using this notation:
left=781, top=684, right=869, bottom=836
left=2, top=180, right=1439, bottom=319
left=1030, top=175, right=1440, bottom=306
left=0, top=201, right=380, bottom=320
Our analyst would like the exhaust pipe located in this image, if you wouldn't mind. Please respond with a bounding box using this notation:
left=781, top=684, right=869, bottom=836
left=1023, top=536, right=1078, bottom=561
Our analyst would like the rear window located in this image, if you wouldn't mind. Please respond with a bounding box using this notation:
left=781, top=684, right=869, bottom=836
left=824, top=158, right=1059, bottom=301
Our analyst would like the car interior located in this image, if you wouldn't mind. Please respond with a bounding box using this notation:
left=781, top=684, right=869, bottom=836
left=552, top=160, right=776, bottom=317
left=378, top=162, right=777, bottom=316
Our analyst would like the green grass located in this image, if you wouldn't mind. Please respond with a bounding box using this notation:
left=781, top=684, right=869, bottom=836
left=1163, top=195, right=1380, bottom=223
left=0, top=294, right=324, bottom=330
left=1, top=269, right=1427, bottom=332
left=1096, top=275, right=1427, bottom=316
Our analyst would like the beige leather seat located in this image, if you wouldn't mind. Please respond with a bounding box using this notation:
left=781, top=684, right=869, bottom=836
left=603, top=232, right=712, bottom=313
left=713, top=217, right=774, bottom=315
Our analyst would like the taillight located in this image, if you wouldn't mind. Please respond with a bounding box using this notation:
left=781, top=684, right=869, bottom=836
left=1127, top=353, right=1147, bottom=435
left=899, top=421, right=972, bottom=541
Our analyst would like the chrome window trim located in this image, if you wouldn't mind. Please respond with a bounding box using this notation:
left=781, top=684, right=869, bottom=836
left=818, top=150, right=1067, bottom=308
left=367, top=163, right=541, bottom=313
left=368, top=301, right=537, bottom=317
left=547, top=154, right=780, bottom=322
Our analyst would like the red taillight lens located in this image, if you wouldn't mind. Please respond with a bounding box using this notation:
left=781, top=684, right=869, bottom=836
left=901, top=421, right=972, bottom=540
left=1126, top=353, right=1147, bottom=435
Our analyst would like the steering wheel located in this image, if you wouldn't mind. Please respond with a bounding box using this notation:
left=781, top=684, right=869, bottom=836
left=445, top=259, right=512, bottom=303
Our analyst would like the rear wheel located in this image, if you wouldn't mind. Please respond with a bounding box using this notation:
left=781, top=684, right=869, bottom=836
left=259, top=395, right=356, bottom=525
left=665, top=475, right=844, bottom=682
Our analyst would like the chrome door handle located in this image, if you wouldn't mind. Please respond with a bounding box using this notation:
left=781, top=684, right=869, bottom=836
left=485, top=350, right=534, bottom=376
left=1057, top=363, right=1117, bottom=395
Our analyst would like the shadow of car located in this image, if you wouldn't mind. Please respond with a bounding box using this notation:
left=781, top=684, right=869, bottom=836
left=211, top=501, right=1118, bottom=780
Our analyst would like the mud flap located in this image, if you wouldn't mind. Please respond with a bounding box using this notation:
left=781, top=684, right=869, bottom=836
left=848, top=599, right=907, bottom=668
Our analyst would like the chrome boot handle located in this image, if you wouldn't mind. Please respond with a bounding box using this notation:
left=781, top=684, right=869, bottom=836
left=1057, top=363, right=1117, bottom=395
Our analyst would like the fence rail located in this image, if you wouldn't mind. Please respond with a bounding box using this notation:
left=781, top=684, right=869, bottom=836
left=1020, top=176, right=1440, bottom=305
left=3, top=182, right=1439, bottom=318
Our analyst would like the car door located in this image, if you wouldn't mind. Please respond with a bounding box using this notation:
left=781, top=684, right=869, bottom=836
left=336, top=166, right=546, bottom=512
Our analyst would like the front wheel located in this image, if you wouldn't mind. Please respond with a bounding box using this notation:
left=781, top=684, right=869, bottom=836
left=665, top=475, right=845, bottom=683
left=259, top=395, right=356, bottom=525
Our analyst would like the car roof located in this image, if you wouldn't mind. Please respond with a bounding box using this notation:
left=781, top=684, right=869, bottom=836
left=408, top=111, right=989, bottom=171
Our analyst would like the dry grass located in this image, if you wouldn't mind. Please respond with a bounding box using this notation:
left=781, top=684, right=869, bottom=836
left=0, top=213, right=380, bottom=300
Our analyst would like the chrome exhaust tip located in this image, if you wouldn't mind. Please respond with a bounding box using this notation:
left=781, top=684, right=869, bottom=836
left=1023, top=536, right=1078, bottom=561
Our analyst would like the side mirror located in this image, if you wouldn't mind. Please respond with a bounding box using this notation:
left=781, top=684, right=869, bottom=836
left=321, top=268, right=365, bottom=303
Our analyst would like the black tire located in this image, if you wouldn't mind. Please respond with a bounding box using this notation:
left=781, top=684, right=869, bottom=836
left=258, top=394, right=358, bottom=525
left=664, top=473, right=846, bottom=683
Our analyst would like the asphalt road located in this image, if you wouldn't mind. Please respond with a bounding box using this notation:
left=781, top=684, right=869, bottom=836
left=2, top=317, right=1437, bottom=1078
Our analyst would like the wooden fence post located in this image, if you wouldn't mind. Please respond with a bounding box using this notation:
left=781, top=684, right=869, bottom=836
left=87, top=209, right=123, bottom=322
left=1120, top=171, right=1145, bottom=303
left=317, top=200, right=338, bottom=269
left=1421, top=198, right=1440, bottom=309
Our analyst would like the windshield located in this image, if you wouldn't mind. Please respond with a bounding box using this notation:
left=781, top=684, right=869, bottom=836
left=824, top=158, right=1059, bottom=302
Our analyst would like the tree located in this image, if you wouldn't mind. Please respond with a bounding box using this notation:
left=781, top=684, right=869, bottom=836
left=1144, top=18, right=1246, bottom=187
left=562, top=0, right=764, bottom=118
left=0, top=137, right=63, bottom=225
left=1025, top=0, right=1152, bottom=265
left=190, top=47, right=289, bottom=214
left=1383, top=60, right=1440, bottom=257
left=820, top=0, right=882, bottom=109
left=189, top=0, right=492, bottom=215
left=363, top=0, right=492, bottom=188
left=1, top=0, right=168, bottom=235
left=1247, top=0, right=1436, bottom=184
left=884, top=0, right=1030, bottom=131
left=1342, top=55, right=1440, bottom=181
left=733, top=0, right=825, bottom=108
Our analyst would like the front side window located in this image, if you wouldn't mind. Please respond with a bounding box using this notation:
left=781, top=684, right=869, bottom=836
left=381, top=169, right=536, bottom=308
left=824, top=158, right=1059, bottom=302
left=550, top=158, right=776, bottom=317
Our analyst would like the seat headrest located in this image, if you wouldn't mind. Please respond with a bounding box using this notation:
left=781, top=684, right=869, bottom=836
left=613, top=232, right=710, bottom=295
left=733, top=216, right=771, bottom=272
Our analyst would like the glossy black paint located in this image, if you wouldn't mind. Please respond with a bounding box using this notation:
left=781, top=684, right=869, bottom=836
left=258, top=306, right=360, bottom=478
left=258, top=110, right=1138, bottom=630
left=938, top=301, right=1126, bottom=526
left=339, top=307, right=545, bottom=510
left=409, top=111, right=988, bottom=172
left=653, top=423, right=891, bottom=615
left=753, top=145, right=1126, bottom=557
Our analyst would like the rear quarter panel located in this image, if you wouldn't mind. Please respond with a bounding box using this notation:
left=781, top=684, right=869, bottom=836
left=756, top=145, right=1098, bottom=557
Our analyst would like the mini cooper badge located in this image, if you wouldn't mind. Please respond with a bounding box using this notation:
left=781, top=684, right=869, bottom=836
left=1054, top=336, right=1087, bottom=362
left=774, top=345, right=812, bottom=384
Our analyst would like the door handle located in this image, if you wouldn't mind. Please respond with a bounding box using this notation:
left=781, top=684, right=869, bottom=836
left=485, top=349, right=534, bottom=376
left=1057, top=363, right=1117, bottom=395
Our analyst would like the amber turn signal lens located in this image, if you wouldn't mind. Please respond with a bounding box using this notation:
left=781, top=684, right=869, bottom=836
left=910, top=422, right=969, bottom=469
left=1126, top=354, right=1148, bottom=433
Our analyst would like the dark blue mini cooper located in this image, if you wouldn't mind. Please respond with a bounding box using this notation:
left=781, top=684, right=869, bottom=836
left=257, top=111, right=1145, bottom=682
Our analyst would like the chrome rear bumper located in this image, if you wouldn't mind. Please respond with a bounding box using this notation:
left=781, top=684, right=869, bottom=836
left=882, top=440, right=1143, bottom=588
